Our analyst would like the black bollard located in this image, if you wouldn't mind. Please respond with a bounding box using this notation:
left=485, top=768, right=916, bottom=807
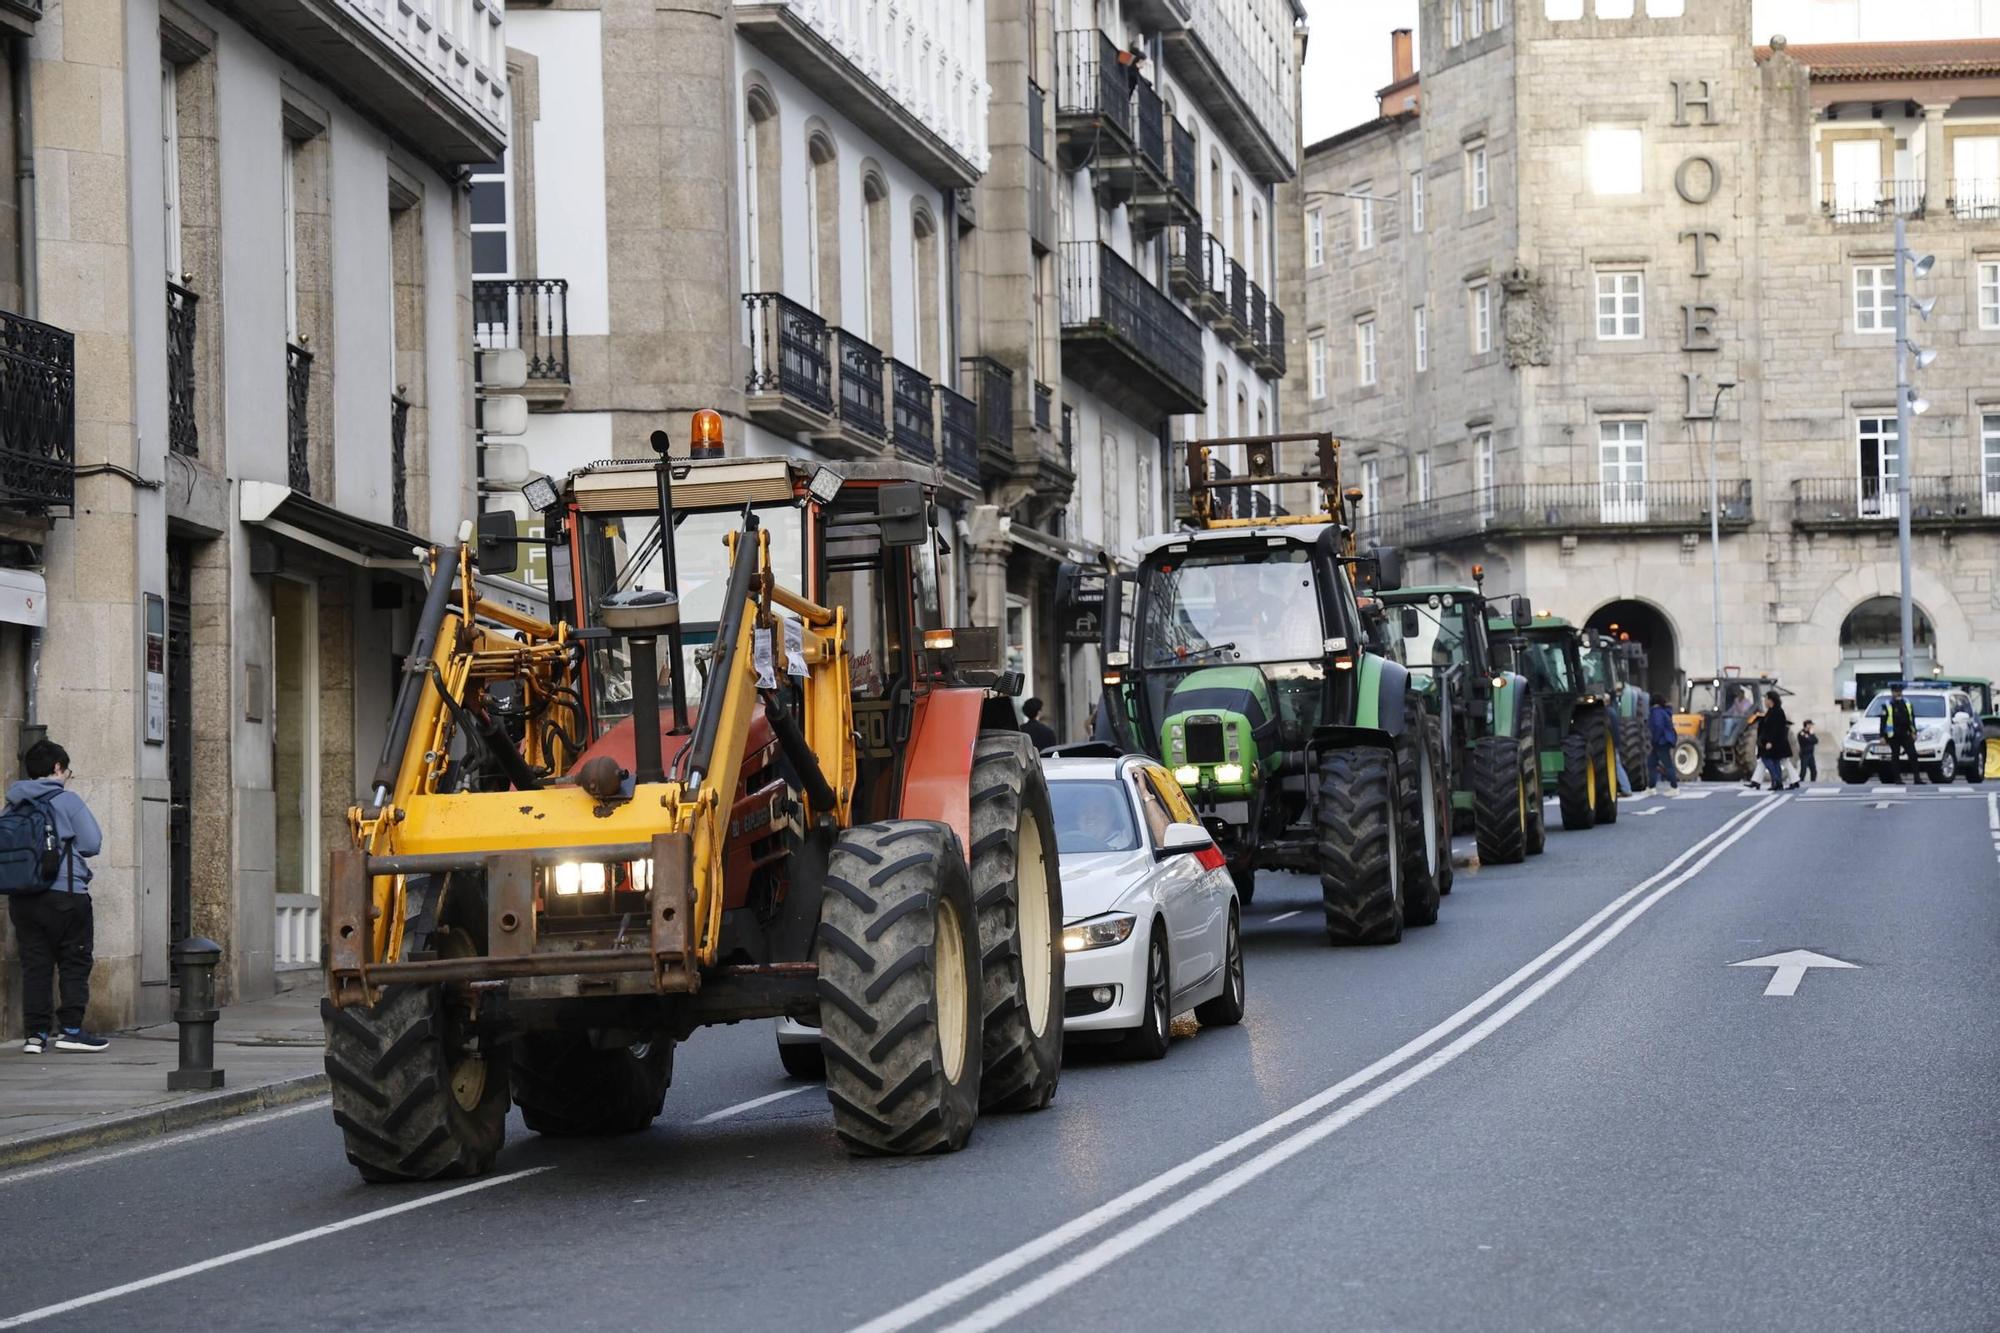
left=167, top=936, right=225, bottom=1090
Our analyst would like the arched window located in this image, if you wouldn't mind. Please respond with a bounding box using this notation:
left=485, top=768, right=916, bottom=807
left=862, top=168, right=891, bottom=346
left=743, top=83, right=782, bottom=293
left=1208, top=151, right=1223, bottom=236
left=806, top=129, right=840, bottom=320
left=1211, top=364, right=1226, bottom=437
left=1248, top=201, right=1262, bottom=285
left=913, top=203, right=939, bottom=375
left=1230, top=176, right=1245, bottom=262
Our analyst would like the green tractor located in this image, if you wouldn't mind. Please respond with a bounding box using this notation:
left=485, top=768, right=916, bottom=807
left=1581, top=631, right=1652, bottom=794
left=1086, top=432, right=1450, bottom=945
left=1487, top=611, right=1620, bottom=831
left=1377, top=575, right=1547, bottom=866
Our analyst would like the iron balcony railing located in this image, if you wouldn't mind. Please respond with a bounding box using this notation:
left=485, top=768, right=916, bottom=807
left=0, top=309, right=75, bottom=513
left=1266, top=303, right=1287, bottom=376
left=390, top=394, right=411, bottom=531
left=1947, top=177, right=2000, bottom=220
left=1134, top=77, right=1165, bottom=177
left=1228, top=259, right=1249, bottom=330
left=1357, top=479, right=1755, bottom=549
left=166, top=281, right=199, bottom=457
left=831, top=329, right=887, bottom=442
left=472, top=278, right=571, bottom=382
left=1791, top=475, right=2000, bottom=524
left=1057, top=241, right=1205, bottom=407
left=889, top=359, right=934, bottom=462
left=1055, top=30, right=1132, bottom=141
left=743, top=292, right=833, bottom=416
left=960, top=355, right=1014, bottom=452
left=1820, top=179, right=1926, bottom=224
left=1027, top=80, right=1047, bottom=161
left=285, top=342, right=313, bottom=494
left=936, top=384, right=979, bottom=484
left=1167, top=219, right=1206, bottom=299
left=1034, top=380, right=1053, bottom=433
left=1061, top=403, right=1075, bottom=468
left=1169, top=117, right=1196, bottom=205
left=1248, top=282, right=1267, bottom=353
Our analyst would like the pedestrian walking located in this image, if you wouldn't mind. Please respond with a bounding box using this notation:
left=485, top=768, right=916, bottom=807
left=1748, top=690, right=1792, bottom=791
left=1797, top=720, right=1819, bottom=784
left=1881, top=682, right=1923, bottom=784
left=1021, top=697, right=1058, bottom=753
left=4, top=740, right=107, bottom=1054
left=1648, top=698, right=1680, bottom=789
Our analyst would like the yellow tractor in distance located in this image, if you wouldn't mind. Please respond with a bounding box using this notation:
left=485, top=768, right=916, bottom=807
left=322, top=415, right=1064, bottom=1181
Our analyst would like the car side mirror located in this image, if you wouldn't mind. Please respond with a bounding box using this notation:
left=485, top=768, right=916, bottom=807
left=1156, top=822, right=1212, bottom=860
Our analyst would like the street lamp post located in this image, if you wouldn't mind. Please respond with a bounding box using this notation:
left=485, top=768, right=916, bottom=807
left=1891, top=214, right=1935, bottom=683
left=1707, top=381, right=1735, bottom=677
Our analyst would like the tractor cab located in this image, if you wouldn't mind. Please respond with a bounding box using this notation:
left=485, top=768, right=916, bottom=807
left=1487, top=611, right=1620, bottom=829
left=1675, top=673, right=1786, bottom=782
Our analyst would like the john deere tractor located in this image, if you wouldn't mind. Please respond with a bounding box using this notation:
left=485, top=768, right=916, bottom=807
left=1378, top=573, right=1547, bottom=866
left=1085, top=432, right=1449, bottom=945
left=1488, top=611, right=1619, bottom=831
left=1581, top=631, right=1651, bottom=794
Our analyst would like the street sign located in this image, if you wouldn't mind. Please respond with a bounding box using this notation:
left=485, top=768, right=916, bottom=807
left=1056, top=564, right=1106, bottom=645
left=1729, top=948, right=1858, bottom=997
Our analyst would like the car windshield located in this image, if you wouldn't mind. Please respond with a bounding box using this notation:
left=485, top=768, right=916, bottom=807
left=1866, top=694, right=1948, bottom=719
left=1139, top=547, right=1325, bottom=667
left=1398, top=598, right=1469, bottom=675
left=1050, top=779, right=1141, bottom=854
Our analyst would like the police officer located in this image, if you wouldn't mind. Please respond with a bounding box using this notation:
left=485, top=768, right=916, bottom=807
left=1882, top=682, right=1923, bottom=784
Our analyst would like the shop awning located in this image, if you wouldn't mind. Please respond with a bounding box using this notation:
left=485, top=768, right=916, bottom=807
left=0, top=567, right=47, bottom=628
left=240, top=481, right=426, bottom=572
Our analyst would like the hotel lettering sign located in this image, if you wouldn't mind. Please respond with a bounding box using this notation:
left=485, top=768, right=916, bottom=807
left=1672, top=78, right=1730, bottom=420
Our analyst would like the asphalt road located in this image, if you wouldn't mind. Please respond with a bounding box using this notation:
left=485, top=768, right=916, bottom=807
left=3, top=782, right=1995, bottom=1331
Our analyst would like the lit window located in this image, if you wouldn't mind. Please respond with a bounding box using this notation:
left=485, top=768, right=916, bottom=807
left=1469, top=281, right=1492, bottom=354
left=1467, top=142, right=1490, bottom=210
left=1596, top=271, right=1644, bottom=339
left=1307, top=209, right=1324, bottom=267
left=1414, top=305, right=1428, bottom=372
left=1588, top=126, right=1643, bottom=195
left=1357, top=317, right=1378, bottom=387
left=1979, top=260, right=2000, bottom=330
left=1410, top=171, right=1425, bottom=232
left=1853, top=265, right=1894, bottom=334
left=1308, top=331, right=1328, bottom=399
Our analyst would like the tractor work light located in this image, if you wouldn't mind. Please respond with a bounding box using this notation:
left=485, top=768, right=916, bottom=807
left=551, top=860, right=647, bottom=897
left=807, top=465, right=844, bottom=505
left=1492, top=676, right=1507, bottom=689
left=1103, top=670, right=1123, bottom=687
left=521, top=475, right=560, bottom=514
left=1175, top=764, right=1200, bottom=785
left=1214, top=762, right=1245, bottom=784
left=923, top=628, right=956, bottom=650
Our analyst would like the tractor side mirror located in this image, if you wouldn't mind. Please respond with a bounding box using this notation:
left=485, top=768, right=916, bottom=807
left=877, top=482, right=928, bottom=547
left=476, top=510, right=521, bottom=576
left=1511, top=595, right=1534, bottom=627
left=1398, top=606, right=1421, bottom=640
left=1370, top=545, right=1404, bottom=592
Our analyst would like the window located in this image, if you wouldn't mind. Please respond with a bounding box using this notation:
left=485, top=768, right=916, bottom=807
left=863, top=170, right=891, bottom=344
left=1467, top=142, right=1490, bottom=210
left=912, top=205, right=939, bottom=375
left=1101, top=432, right=1123, bottom=541
left=282, top=137, right=300, bottom=339
left=1415, top=450, right=1432, bottom=503
left=161, top=62, right=182, bottom=278
left=1475, top=432, right=1496, bottom=518
left=1469, top=281, right=1492, bottom=354
left=1356, top=186, right=1374, bottom=250
left=1488, top=0, right=1507, bottom=25
left=1357, top=317, right=1377, bottom=386
left=1853, top=265, right=1894, bottom=334
left=742, top=88, right=781, bottom=293
left=1469, top=0, right=1484, bottom=36
left=468, top=153, right=510, bottom=279
left=807, top=132, right=840, bottom=321
left=1588, top=126, right=1642, bottom=195
left=1546, top=0, right=1584, bottom=15
left=1953, top=136, right=2000, bottom=217
left=1414, top=304, right=1428, bottom=371
left=1599, top=420, right=1647, bottom=521
left=1596, top=0, right=1634, bottom=16
left=1596, top=271, right=1644, bottom=339
left=1979, top=260, right=2000, bottom=330
left=1449, top=0, right=1463, bottom=45
left=1362, top=459, right=1381, bottom=519
left=1830, top=139, right=1882, bottom=219
left=1982, top=414, right=2000, bottom=517
left=1856, top=416, right=1902, bottom=517
left=1308, top=331, right=1328, bottom=399
left=1410, top=171, right=1425, bottom=232
left=1307, top=208, right=1324, bottom=266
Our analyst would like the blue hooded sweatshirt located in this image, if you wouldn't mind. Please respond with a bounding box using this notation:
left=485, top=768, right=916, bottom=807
left=5, top=778, right=101, bottom=893
left=1648, top=701, right=1678, bottom=749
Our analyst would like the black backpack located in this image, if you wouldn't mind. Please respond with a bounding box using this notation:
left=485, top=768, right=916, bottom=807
left=0, top=792, right=69, bottom=895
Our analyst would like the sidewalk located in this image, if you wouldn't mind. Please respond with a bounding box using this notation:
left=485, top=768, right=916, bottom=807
left=0, top=983, right=328, bottom=1170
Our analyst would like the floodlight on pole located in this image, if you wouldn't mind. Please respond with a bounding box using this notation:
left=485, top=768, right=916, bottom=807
left=1908, top=343, right=1937, bottom=370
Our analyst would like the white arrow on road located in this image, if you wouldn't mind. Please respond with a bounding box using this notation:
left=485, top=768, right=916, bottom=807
left=1730, top=948, right=1859, bottom=997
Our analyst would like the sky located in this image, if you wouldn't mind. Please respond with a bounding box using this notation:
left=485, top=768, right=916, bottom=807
left=1299, top=0, right=2000, bottom=149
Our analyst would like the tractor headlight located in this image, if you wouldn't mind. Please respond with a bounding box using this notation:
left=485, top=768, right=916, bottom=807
left=1062, top=914, right=1136, bottom=953
left=1214, top=762, right=1245, bottom=784
left=1174, top=764, right=1200, bottom=785
left=553, top=862, right=582, bottom=896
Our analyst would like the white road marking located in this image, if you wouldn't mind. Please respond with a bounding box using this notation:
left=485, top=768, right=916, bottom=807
left=1987, top=791, right=1997, bottom=830
left=1267, top=910, right=1301, bottom=924
left=1630, top=807, right=1664, bottom=816
left=1729, top=948, right=1859, bottom=998
left=850, top=796, right=1788, bottom=1333
left=1675, top=790, right=1712, bottom=800
left=1872, top=801, right=1898, bottom=810
left=1873, top=785, right=1906, bottom=794
left=931, top=796, right=1793, bottom=1333
left=0, top=1098, right=327, bottom=1189
left=0, top=1167, right=552, bottom=1328
left=694, top=1085, right=814, bottom=1124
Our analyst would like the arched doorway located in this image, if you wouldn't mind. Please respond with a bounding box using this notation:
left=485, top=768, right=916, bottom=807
left=1837, top=595, right=1936, bottom=706
left=1586, top=599, right=1679, bottom=701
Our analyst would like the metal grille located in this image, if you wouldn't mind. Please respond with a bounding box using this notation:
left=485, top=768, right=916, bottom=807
left=744, top=292, right=833, bottom=414
left=472, top=277, right=571, bottom=382
left=167, top=282, right=199, bottom=457
left=833, top=329, right=886, bottom=440
left=286, top=342, right=313, bottom=494
left=1186, top=717, right=1226, bottom=765
left=937, top=384, right=978, bottom=483
left=889, top=359, right=934, bottom=461
left=0, top=309, right=76, bottom=512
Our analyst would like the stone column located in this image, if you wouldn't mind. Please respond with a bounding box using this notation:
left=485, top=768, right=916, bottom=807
left=1922, top=103, right=1948, bottom=217
left=965, top=504, right=1009, bottom=630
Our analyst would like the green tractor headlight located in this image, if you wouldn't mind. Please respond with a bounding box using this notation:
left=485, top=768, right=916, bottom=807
left=1174, top=764, right=1199, bottom=785
left=1214, top=762, right=1245, bottom=784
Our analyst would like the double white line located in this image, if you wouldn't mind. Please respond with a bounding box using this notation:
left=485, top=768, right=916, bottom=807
left=854, top=793, right=1791, bottom=1333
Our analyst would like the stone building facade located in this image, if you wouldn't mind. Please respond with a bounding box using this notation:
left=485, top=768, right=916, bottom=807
left=1291, top=0, right=2000, bottom=730
left=0, top=0, right=501, bottom=1035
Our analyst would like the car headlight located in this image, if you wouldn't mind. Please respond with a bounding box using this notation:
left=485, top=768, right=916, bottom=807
left=1062, top=913, right=1136, bottom=953
left=1174, top=764, right=1199, bottom=785
left=1214, top=762, right=1244, bottom=784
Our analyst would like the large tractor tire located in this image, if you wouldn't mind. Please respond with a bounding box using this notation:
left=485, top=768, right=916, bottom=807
left=1557, top=732, right=1597, bottom=831
left=815, top=820, right=983, bottom=1155
left=512, top=1034, right=671, bottom=1137
left=1394, top=717, right=1446, bottom=927
left=1582, top=712, right=1619, bottom=825
left=968, top=733, right=1064, bottom=1113
left=1619, top=717, right=1651, bottom=794
left=1471, top=734, right=1529, bottom=865
left=323, top=985, right=511, bottom=1183
left=1673, top=738, right=1703, bottom=784
left=1316, top=745, right=1403, bottom=946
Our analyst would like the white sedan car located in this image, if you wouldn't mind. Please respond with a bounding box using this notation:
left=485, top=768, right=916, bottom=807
left=1048, top=754, right=1244, bottom=1059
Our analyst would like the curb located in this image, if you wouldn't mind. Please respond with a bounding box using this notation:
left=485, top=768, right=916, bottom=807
left=0, top=1070, right=329, bottom=1173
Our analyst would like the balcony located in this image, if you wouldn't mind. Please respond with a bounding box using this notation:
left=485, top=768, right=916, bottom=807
left=1028, top=81, right=1056, bottom=253
left=1191, top=231, right=1227, bottom=319
left=809, top=328, right=889, bottom=458
left=0, top=0, right=43, bottom=37
left=1122, top=79, right=1173, bottom=232
left=167, top=282, right=199, bottom=457
left=743, top=292, right=834, bottom=434
left=888, top=361, right=935, bottom=463
left=1947, top=177, right=2000, bottom=221
left=286, top=343, right=314, bottom=495
left=1791, top=476, right=2000, bottom=528
left=1055, top=30, right=1136, bottom=176
left=1167, top=118, right=1198, bottom=224
left=1254, top=300, right=1286, bottom=380
left=1161, top=0, right=1296, bottom=183
left=1244, top=283, right=1267, bottom=359
left=1820, top=179, right=1925, bottom=225
left=474, top=279, right=571, bottom=398
left=1058, top=241, right=1205, bottom=419
left=390, top=394, right=411, bottom=530
left=0, top=310, right=75, bottom=514
left=1216, top=257, right=1252, bottom=345
left=1034, top=380, right=1053, bottom=435
left=961, top=355, right=1015, bottom=485
left=215, top=0, right=504, bottom=163
left=1358, top=480, right=1755, bottom=550
left=736, top=1, right=985, bottom=188
left=936, top=384, right=979, bottom=492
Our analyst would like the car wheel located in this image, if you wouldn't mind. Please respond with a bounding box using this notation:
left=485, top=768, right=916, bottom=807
left=1969, top=742, right=1986, bottom=785
left=1193, top=904, right=1245, bottom=1028
left=1937, top=747, right=1957, bottom=784
left=1117, top=926, right=1171, bottom=1061
left=777, top=1033, right=824, bottom=1081
left=1838, top=760, right=1866, bottom=785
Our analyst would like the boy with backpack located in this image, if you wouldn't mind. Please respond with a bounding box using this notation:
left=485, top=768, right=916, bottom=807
left=5, top=740, right=106, bottom=1053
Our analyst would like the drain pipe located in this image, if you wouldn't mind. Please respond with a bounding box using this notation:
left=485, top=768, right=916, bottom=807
left=12, top=33, right=34, bottom=319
